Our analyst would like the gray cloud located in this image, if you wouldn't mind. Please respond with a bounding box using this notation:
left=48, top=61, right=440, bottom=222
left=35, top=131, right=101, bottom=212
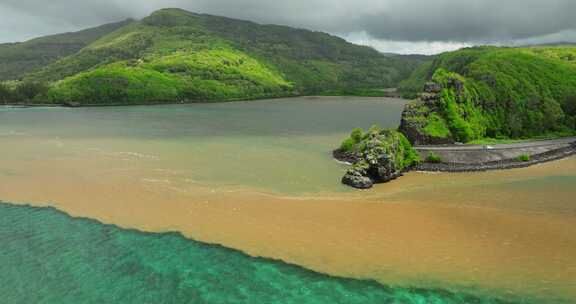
left=1, top=0, right=575, bottom=54
left=358, top=0, right=576, bottom=42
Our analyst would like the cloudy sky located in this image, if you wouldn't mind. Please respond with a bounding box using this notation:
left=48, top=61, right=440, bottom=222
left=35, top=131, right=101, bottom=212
left=1, top=0, right=576, bottom=54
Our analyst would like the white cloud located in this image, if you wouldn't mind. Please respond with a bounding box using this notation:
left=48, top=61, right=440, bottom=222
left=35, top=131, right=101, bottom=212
left=342, top=31, right=472, bottom=55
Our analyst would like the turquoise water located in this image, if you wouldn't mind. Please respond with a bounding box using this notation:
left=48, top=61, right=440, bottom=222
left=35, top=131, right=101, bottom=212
left=0, top=202, right=519, bottom=304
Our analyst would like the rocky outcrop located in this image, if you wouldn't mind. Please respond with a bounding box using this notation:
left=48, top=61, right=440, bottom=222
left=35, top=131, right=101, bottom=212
left=337, top=128, right=420, bottom=189
left=399, top=81, right=455, bottom=145
left=332, top=149, right=361, bottom=164
left=423, top=82, right=442, bottom=94
left=399, top=102, right=454, bottom=146
left=341, top=162, right=374, bottom=189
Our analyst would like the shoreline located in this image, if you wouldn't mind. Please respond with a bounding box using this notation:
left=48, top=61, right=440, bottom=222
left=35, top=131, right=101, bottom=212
left=0, top=93, right=400, bottom=108
left=415, top=143, right=576, bottom=172
left=334, top=139, right=576, bottom=175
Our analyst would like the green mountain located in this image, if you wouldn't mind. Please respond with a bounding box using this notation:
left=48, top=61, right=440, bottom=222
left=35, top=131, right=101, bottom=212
left=0, top=19, right=133, bottom=81
left=11, top=8, right=421, bottom=105
left=398, top=46, right=576, bottom=144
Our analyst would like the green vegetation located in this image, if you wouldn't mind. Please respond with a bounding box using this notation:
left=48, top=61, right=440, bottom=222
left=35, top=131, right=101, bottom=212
left=0, top=19, right=132, bottom=81
left=423, top=112, right=451, bottom=138
left=426, top=152, right=442, bottom=163
left=431, top=69, right=487, bottom=142
left=340, top=138, right=356, bottom=152
left=0, top=82, right=10, bottom=104
left=468, top=130, right=576, bottom=145
left=529, top=46, right=576, bottom=67
left=340, top=126, right=421, bottom=188
left=199, top=12, right=424, bottom=94
left=0, top=80, right=50, bottom=103
left=517, top=154, right=531, bottom=162
left=400, top=46, right=576, bottom=143
left=1, top=8, right=423, bottom=105
left=47, top=49, right=292, bottom=104
left=397, top=130, right=422, bottom=168
left=342, top=125, right=421, bottom=170
left=340, top=128, right=364, bottom=151
left=468, top=138, right=526, bottom=145
left=398, top=60, right=434, bottom=99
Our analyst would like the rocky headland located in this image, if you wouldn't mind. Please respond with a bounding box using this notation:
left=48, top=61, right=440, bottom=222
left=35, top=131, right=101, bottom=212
left=336, top=72, right=576, bottom=189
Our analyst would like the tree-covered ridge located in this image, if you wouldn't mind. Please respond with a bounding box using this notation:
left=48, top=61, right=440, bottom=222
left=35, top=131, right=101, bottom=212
left=38, top=11, right=293, bottom=104
left=47, top=49, right=292, bottom=104
left=1, top=8, right=422, bottom=105
left=399, top=46, right=576, bottom=144
left=399, top=46, right=576, bottom=98
left=0, top=19, right=132, bottom=82
left=197, top=11, right=421, bottom=93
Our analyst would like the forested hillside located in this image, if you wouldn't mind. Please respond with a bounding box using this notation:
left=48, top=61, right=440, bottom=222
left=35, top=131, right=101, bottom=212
left=0, top=8, right=422, bottom=105
left=0, top=19, right=132, bottom=81
left=398, top=46, right=576, bottom=144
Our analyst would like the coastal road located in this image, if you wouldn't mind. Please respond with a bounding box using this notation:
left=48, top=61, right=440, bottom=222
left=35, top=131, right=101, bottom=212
left=415, top=137, right=576, bottom=164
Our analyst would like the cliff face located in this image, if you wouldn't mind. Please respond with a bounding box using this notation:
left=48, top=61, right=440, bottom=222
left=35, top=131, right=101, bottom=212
left=399, top=81, right=456, bottom=145
left=399, top=71, right=488, bottom=145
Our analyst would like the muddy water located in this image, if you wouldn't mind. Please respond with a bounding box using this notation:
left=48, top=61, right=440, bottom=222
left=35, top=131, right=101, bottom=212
left=1, top=97, right=574, bottom=303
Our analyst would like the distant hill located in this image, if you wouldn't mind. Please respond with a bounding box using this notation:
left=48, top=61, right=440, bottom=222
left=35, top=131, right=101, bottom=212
left=519, top=42, right=576, bottom=48
left=0, top=19, right=133, bottom=81
left=398, top=46, right=576, bottom=144
left=8, top=8, right=423, bottom=105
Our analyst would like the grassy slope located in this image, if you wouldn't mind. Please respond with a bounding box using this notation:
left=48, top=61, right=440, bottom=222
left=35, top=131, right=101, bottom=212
left=400, top=46, right=576, bottom=142
left=26, top=8, right=421, bottom=104
left=0, top=19, right=132, bottom=81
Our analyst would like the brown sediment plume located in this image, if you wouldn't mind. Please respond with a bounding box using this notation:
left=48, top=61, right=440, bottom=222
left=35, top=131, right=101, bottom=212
left=1, top=144, right=575, bottom=301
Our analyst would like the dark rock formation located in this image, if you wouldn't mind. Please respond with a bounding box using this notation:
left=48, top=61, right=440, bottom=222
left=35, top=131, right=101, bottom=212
left=338, top=129, right=419, bottom=189
left=399, top=102, right=455, bottom=145
left=332, top=149, right=361, bottom=164
left=63, top=101, right=81, bottom=107
left=399, top=81, right=455, bottom=145
left=341, top=163, right=373, bottom=189
left=360, top=137, right=403, bottom=183
left=423, top=82, right=442, bottom=93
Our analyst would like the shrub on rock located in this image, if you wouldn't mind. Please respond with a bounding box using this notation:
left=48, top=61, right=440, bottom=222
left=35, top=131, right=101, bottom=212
left=338, top=126, right=420, bottom=189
